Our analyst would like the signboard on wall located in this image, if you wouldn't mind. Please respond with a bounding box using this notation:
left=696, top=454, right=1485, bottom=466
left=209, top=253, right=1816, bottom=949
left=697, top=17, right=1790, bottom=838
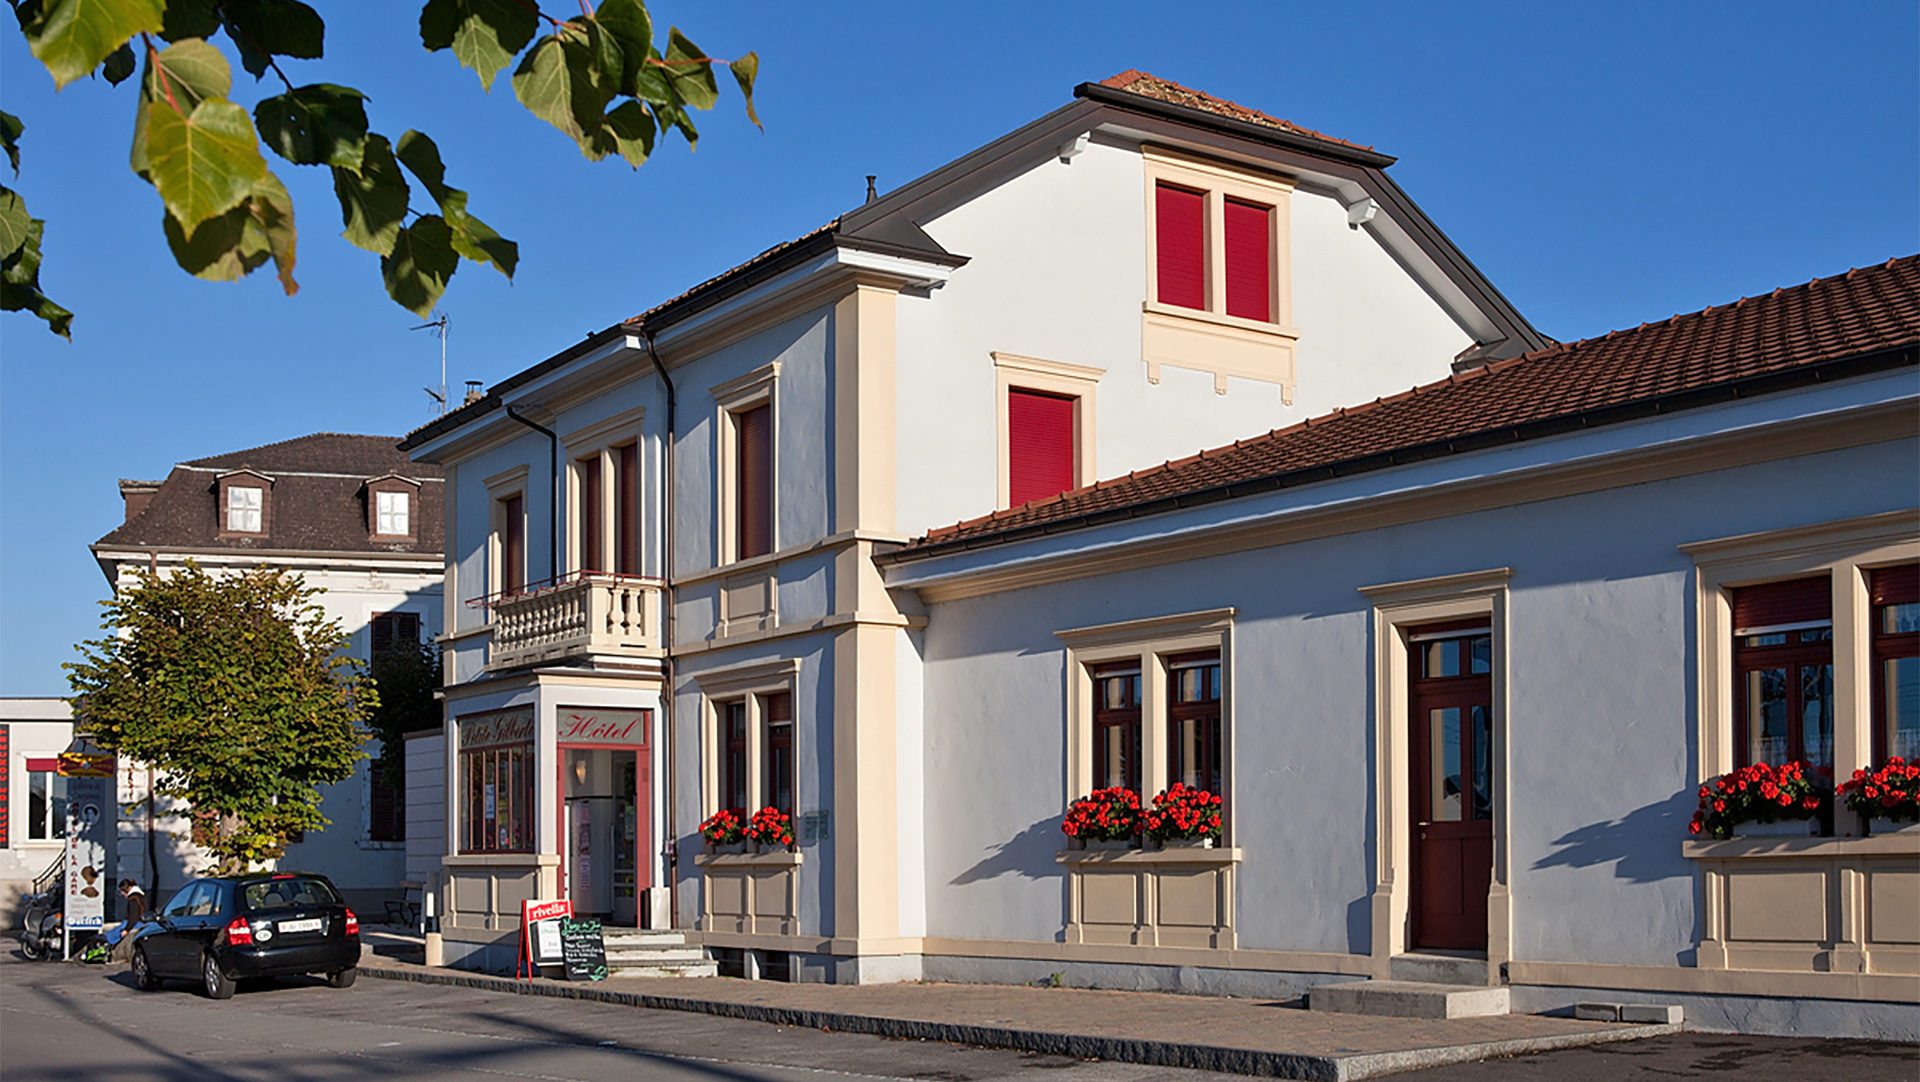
left=63, top=775, right=110, bottom=931
left=459, top=707, right=534, bottom=749
left=556, top=708, right=649, bottom=745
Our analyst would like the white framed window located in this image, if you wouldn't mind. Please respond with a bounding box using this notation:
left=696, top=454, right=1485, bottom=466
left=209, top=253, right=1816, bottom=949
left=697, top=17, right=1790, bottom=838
left=1057, top=608, right=1234, bottom=815
left=561, top=406, right=646, bottom=576
left=710, top=363, right=779, bottom=566
left=694, top=658, right=800, bottom=820
left=26, top=766, right=67, bottom=842
left=226, top=485, right=263, bottom=532
left=1141, top=146, right=1298, bottom=398
left=376, top=490, right=410, bottom=537
left=993, top=353, right=1101, bottom=510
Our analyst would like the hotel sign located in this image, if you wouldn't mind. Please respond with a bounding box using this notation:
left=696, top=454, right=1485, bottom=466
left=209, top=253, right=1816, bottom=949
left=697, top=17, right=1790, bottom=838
left=557, top=708, right=649, bottom=746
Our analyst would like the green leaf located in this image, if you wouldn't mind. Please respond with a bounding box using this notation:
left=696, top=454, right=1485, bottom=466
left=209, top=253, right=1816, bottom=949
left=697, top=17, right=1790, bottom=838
left=594, top=0, right=652, bottom=95
left=144, top=96, right=267, bottom=230
left=254, top=83, right=367, bottom=168
left=133, top=39, right=235, bottom=179
left=0, top=187, right=31, bottom=260
left=588, top=100, right=654, bottom=168
left=419, top=0, right=537, bottom=92
left=563, top=17, right=623, bottom=98
left=729, top=51, right=760, bottom=130
left=651, top=98, right=697, bottom=150
left=381, top=214, right=459, bottom=317
left=447, top=210, right=515, bottom=278
left=1, top=111, right=22, bottom=173
left=19, top=0, right=163, bottom=89
left=629, top=60, right=673, bottom=106
left=100, top=40, right=135, bottom=84
left=243, top=170, right=296, bottom=293
left=330, top=133, right=407, bottom=255
left=661, top=28, right=717, bottom=110
left=159, top=0, right=219, bottom=42
left=0, top=214, right=73, bottom=338
left=219, top=0, right=324, bottom=79
left=512, top=34, right=612, bottom=151
left=395, top=130, right=514, bottom=278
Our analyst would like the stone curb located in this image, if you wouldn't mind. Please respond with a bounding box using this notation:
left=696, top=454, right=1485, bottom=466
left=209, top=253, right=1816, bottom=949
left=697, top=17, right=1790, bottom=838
left=360, top=964, right=1677, bottom=1081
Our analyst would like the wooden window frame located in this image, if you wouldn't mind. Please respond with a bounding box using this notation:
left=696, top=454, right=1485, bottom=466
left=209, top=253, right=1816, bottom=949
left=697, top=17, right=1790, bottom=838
left=762, top=691, right=795, bottom=817
left=1870, top=566, right=1920, bottom=762
left=455, top=708, right=536, bottom=855
left=1090, top=662, right=1143, bottom=793
left=482, top=464, right=530, bottom=601
left=1058, top=609, right=1234, bottom=829
left=694, top=658, right=801, bottom=821
left=1167, top=651, right=1223, bottom=796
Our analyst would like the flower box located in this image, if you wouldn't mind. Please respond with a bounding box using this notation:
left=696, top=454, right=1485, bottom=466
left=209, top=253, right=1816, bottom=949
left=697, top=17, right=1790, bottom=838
left=1736, top=818, right=1818, bottom=837
left=745, top=806, right=795, bottom=851
left=1143, top=783, right=1224, bottom=847
left=1869, top=818, right=1920, bottom=836
left=1061, top=788, right=1142, bottom=848
left=1159, top=836, right=1215, bottom=849
left=711, top=841, right=748, bottom=854
left=1841, top=758, right=1919, bottom=829
left=1082, top=837, right=1137, bottom=851
left=699, top=808, right=746, bottom=851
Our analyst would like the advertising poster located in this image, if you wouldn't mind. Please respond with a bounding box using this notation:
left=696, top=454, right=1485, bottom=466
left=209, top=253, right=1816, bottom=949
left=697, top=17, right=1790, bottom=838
left=62, top=775, right=110, bottom=930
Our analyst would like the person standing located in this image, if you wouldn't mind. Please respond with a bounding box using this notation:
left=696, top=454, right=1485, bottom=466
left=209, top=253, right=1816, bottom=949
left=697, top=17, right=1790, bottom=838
left=105, top=880, right=147, bottom=962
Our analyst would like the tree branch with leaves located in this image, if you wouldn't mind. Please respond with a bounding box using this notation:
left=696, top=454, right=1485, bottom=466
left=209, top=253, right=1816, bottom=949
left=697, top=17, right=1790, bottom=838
left=2, top=0, right=759, bottom=336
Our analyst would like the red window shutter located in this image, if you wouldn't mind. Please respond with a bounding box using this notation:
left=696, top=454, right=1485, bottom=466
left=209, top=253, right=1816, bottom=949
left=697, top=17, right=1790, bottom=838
left=1732, top=577, right=1831, bottom=631
left=0, top=725, right=9, bottom=848
left=1224, top=199, right=1271, bottom=322
left=579, top=456, right=603, bottom=572
left=616, top=443, right=639, bottom=575
left=1155, top=184, right=1205, bottom=310
left=737, top=404, right=773, bottom=559
left=1871, top=563, right=1919, bottom=605
left=1008, top=389, right=1075, bottom=506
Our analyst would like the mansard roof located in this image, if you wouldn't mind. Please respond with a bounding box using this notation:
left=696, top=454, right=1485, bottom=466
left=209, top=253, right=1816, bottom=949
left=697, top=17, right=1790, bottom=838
left=893, top=255, right=1920, bottom=560
left=95, top=433, right=443, bottom=557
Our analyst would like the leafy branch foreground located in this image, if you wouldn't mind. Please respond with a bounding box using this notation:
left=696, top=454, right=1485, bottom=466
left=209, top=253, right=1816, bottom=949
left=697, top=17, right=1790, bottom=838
left=2, top=0, right=759, bottom=336
left=65, top=563, right=376, bottom=872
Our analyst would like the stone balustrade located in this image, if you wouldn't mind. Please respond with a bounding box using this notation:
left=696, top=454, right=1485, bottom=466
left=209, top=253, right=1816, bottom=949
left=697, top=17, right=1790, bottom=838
left=488, top=575, right=661, bottom=671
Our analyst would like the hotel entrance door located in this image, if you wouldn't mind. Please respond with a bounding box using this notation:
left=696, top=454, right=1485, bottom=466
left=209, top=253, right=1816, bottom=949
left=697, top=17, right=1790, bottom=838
left=558, top=707, right=652, bottom=927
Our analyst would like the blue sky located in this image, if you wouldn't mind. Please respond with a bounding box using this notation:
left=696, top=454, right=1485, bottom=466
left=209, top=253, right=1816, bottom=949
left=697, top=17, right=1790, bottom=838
left=2, top=2, right=1915, bottom=695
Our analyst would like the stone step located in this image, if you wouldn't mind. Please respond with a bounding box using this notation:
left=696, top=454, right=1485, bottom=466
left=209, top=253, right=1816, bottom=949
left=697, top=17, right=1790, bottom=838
left=604, top=947, right=707, bottom=964
left=1309, top=980, right=1511, bottom=1019
left=1389, top=951, right=1489, bottom=986
left=606, top=924, right=691, bottom=943
left=608, top=960, right=718, bottom=979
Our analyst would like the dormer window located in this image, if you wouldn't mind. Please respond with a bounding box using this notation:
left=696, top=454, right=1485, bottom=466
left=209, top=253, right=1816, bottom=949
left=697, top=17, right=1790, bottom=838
left=377, top=491, right=410, bottom=536
left=364, top=473, right=422, bottom=541
left=227, top=485, right=263, bottom=532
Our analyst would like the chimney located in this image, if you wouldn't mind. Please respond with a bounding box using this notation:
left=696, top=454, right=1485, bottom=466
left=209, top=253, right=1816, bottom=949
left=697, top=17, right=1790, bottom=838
left=118, top=479, right=161, bottom=523
left=865, top=175, right=877, bottom=203
left=463, top=380, right=485, bottom=406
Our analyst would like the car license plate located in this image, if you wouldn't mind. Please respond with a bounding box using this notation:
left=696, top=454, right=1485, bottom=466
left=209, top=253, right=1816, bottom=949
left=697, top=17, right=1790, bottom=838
left=278, top=918, right=323, bottom=934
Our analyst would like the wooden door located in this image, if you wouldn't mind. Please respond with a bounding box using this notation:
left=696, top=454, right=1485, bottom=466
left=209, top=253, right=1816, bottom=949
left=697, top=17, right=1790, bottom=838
left=1409, top=625, right=1493, bottom=951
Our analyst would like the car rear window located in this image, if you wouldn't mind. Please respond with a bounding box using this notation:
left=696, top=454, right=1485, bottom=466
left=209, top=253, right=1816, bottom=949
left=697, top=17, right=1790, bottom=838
left=240, top=877, right=341, bottom=911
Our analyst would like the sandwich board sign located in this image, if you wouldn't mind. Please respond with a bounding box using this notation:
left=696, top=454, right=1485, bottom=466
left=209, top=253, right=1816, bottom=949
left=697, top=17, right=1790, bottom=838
left=518, top=898, right=571, bottom=978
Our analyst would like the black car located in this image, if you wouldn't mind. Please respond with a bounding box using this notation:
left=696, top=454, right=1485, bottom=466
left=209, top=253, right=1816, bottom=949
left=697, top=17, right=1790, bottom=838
left=129, top=872, right=360, bottom=998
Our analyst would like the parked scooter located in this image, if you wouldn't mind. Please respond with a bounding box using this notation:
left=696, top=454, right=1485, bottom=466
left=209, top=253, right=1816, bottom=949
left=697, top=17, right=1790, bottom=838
left=18, top=889, right=63, bottom=961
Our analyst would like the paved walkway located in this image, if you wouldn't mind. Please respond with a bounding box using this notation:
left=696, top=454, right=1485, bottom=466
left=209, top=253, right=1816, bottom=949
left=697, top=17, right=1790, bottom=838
left=355, top=931, right=1674, bottom=1081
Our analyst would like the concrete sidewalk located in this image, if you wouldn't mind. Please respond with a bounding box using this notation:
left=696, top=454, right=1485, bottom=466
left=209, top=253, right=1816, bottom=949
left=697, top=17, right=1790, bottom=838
left=354, top=932, right=1675, bottom=1081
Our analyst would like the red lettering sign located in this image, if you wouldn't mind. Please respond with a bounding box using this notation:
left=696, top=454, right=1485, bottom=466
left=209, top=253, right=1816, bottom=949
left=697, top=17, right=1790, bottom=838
left=556, top=708, right=649, bottom=746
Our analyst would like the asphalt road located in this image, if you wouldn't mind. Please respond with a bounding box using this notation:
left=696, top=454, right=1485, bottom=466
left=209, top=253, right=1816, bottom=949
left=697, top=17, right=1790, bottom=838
left=1, top=950, right=1913, bottom=1082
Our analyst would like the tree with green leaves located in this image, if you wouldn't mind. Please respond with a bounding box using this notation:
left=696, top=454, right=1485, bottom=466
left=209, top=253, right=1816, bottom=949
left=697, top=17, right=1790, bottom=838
left=65, top=562, right=376, bottom=872
left=2, top=0, right=758, bottom=336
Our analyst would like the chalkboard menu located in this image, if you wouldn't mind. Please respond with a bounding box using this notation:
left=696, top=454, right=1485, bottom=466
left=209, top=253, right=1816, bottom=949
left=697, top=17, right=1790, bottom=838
left=559, top=917, right=607, bottom=982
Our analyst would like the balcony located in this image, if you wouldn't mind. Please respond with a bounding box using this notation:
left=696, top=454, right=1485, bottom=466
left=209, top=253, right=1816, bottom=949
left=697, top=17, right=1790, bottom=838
left=486, top=574, right=663, bottom=671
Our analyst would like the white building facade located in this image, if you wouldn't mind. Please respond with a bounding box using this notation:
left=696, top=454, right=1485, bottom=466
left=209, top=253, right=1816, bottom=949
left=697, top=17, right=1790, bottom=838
left=90, top=434, right=445, bottom=912
left=403, top=72, right=1545, bottom=974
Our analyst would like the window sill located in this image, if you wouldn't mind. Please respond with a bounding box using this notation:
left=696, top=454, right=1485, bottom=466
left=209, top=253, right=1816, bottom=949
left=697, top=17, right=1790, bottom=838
left=695, top=850, right=803, bottom=868
left=1682, top=833, right=1920, bottom=859
left=1056, top=846, right=1242, bottom=865
left=444, top=852, right=556, bottom=867
left=1142, top=301, right=1299, bottom=341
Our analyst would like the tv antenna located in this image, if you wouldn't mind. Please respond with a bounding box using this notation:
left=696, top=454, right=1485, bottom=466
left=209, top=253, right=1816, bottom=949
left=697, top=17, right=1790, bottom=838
left=412, top=313, right=451, bottom=415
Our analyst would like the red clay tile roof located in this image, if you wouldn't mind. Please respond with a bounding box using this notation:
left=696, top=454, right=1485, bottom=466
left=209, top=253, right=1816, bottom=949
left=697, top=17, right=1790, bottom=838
left=97, top=434, right=444, bottom=556
left=902, top=255, right=1920, bottom=558
left=1099, top=70, right=1374, bottom=152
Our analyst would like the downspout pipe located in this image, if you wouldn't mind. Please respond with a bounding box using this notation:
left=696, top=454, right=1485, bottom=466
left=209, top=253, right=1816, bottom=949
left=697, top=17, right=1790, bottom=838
left=642, top=328, right=679, bottom=925
left=504, top=405, right=560, bottom=583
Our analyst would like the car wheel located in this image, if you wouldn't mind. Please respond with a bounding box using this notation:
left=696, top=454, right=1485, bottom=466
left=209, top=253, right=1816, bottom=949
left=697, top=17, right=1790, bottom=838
left=326, top=966, right=358, bottom=989
left=202, top=953, right=235, bottom=1000
left=132, top=946, right=162, bottom=991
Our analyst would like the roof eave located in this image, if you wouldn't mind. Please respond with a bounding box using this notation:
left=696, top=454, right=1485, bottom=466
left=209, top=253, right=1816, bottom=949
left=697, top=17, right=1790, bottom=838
left=1074, top=81, right=1398, bottom=169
